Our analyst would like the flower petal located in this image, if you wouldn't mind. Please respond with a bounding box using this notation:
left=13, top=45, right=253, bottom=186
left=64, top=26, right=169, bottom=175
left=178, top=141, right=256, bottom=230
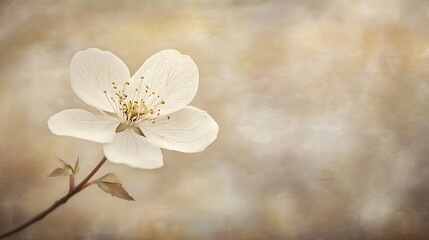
left=48, top=109, right=120, bottom=143
left=103, top=128, right=163, bottom=169
left=129, top=49, right=199, bottom=116
left=139, top=106, right=218, bottom=153
left=71, top=48, right=130, bottom=112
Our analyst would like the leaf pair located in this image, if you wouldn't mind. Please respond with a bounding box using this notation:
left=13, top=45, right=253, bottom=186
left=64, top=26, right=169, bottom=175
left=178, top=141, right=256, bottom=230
left=48, top=158, right=80, bottom=177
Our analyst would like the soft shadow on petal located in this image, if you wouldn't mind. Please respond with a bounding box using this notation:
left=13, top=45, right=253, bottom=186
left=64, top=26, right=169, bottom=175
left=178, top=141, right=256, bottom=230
left=140, top=106, right=219, bottom=153
left=103, top=128, right=164, bottom=169
left=48, top=109, right=120, bottom=143
left=129, top=49, right=199, bottom=116
left=71, top=48, right=130, bottom=112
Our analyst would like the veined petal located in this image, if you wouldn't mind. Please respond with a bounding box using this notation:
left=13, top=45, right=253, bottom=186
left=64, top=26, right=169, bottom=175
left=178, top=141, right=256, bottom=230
left=48, top=109, right=120, bottom=143
left=140, top=106, right=218, bottom=153
left=103, top=128, right=163, bottom=169
left=129, top=49, right=199, bottom=116
left=71, top=48, right=130, bottom=112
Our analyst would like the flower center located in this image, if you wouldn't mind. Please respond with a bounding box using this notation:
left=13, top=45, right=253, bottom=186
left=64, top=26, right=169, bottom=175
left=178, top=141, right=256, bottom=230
left=103, top=77, right=166, bottom=125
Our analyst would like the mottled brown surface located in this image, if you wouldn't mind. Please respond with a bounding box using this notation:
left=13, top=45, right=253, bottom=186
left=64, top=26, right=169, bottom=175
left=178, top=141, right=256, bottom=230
left=1, top=0, right=429, bottom=239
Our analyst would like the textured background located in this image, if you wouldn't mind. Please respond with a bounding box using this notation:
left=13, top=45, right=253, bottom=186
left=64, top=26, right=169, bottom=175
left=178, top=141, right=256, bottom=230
left=1, top=0, right=429, bottom=239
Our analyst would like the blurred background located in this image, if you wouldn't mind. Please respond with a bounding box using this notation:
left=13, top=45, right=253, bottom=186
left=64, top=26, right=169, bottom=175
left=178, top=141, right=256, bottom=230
left=1, top=0, right=429, bottom=239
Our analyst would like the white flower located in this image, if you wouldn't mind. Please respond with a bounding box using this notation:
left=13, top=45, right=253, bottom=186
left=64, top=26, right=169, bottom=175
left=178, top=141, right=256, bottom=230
left=48, top=49, right=218, bottom=169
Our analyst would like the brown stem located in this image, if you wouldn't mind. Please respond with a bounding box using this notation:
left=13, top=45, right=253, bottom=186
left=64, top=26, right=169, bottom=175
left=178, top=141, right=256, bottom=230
left=0, top=156, right=107, bottom=239
left=69, top=174, right=75, bottom=192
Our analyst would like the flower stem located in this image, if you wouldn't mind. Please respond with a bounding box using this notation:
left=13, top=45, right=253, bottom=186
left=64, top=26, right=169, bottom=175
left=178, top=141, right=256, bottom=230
left=0, top=156, right=108, bottom=239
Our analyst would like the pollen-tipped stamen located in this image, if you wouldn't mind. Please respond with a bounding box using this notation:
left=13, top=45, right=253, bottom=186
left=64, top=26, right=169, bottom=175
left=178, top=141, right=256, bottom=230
left=104, top=77, right=169, bottom=125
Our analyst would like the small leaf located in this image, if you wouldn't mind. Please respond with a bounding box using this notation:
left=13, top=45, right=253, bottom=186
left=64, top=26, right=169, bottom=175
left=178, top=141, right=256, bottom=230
left=97, top=173, right=122, bottom=184
left=95, top=173, right=134, bottom=201
left=57, top=157, right=73, bottom=173
left=73, top=158, right=80, bottom=174
left=48, top=167, right=72, bottom=177
left=96, top=182, right=135, bottom=201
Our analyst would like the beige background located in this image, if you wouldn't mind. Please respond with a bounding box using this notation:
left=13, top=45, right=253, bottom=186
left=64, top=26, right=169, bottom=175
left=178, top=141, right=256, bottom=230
left=1, top=0, right=429, bottom=239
